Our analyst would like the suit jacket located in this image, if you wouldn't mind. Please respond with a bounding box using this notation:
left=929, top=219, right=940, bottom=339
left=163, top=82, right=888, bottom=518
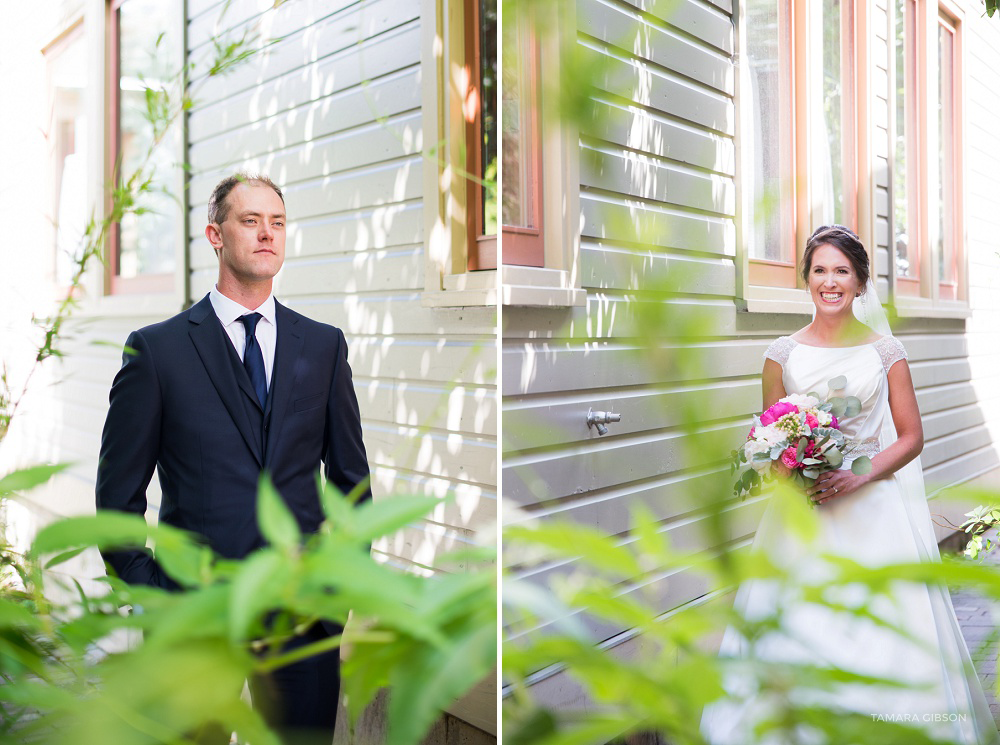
left=96, top=294, right=371, bottom=589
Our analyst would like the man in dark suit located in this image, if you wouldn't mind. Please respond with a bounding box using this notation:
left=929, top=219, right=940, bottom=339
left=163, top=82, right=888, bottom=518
left=96, top=173, right=370, bottom=744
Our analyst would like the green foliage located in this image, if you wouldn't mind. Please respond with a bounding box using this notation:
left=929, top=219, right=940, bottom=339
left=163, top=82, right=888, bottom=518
left=0, top=474, right=495, bottom=744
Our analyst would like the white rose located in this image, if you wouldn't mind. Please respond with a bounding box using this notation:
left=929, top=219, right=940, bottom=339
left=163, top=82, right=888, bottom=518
left=782, top=393, right=820, bottom=410
left=750, top=457, right=771, bottom=473
left=754, top=425, right=784, bottom=447
left=816, top=410, right=833, bottom=426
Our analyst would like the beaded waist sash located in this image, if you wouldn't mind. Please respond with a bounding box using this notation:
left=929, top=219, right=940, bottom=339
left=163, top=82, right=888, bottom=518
left=843, top=437, right=880, bottom=459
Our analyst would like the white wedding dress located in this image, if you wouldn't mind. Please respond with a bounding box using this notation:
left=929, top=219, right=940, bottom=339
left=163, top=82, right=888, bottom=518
left=700, top=335, right=999, bottom=744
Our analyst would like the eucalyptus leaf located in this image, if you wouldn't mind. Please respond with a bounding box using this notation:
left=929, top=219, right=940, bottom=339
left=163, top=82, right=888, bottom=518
left=796, top=437, right=808, bottom=461
left=852, top=456, right=874, bottom=475
left=845, top=396, right=862, bottom=417
left=830, top=398, right=847, bottom=418
left=828, top=375, right=847, bottom=390
left=803, top=468, right=820, bottom=479
left=826, top=450, right=844, bottom=467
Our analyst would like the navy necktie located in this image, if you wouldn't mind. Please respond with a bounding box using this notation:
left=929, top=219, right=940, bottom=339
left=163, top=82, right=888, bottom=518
left=240, top=313, right=268, bottom=409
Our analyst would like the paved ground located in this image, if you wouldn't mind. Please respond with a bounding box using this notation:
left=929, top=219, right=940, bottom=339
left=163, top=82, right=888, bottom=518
left=950, top=543, right=1000, bottom=728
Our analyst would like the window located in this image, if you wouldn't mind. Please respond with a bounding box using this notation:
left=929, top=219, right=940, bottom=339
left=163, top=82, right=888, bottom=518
left=501, top=7, right=543, bottom=268
left=890, top=0, right=966, bottom=311
left=107, top=0, right=180, bottom=294
left=45, top=24, right=88, bottom=288
left=744, top=0, right=795, bottom=286
left=740, top=0, right=862, bottom=305
left=497, top=0, right=584, bottom=306
left=894, top=0, right=921, bottom=295
left=466, top=0, right=497, bottom=270
left=421, top=0, right=498, bottom=306
left=937, top=11, right=960, bottom=301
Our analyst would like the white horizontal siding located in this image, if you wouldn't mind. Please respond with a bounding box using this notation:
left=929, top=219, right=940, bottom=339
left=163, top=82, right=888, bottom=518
left=187, top=0, right=495, bottom=581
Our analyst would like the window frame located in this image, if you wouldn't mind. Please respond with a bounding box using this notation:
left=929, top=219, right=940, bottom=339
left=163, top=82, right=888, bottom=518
left=888, top=0, right=968, bottom=317
left=497, top=0, right=584, bottom=307
left=464, top=0, right=497, bottom=271
left=43, top=19, right=87, bottom=295
left=737, top=0, right=870, bottom=314
left=105, top=0, right=178, bottom=296
left=421, top=0, right=496, bottom=307
left=499, top=3, right=545, bottom=269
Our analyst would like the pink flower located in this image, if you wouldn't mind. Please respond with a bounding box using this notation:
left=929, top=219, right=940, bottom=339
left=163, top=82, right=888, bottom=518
left=747, top=426, right=756, bottom=440
left=831, top=415, right=839, bottom=429
left=805, top=413, right=819, bottom=429
left=760, top=401, right=799, bottom=426
left=781, top=446, right=801, bottom=470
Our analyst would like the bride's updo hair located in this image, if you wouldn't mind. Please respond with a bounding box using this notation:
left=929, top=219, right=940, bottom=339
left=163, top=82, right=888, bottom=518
left=801, top=224, right=870, bottom=289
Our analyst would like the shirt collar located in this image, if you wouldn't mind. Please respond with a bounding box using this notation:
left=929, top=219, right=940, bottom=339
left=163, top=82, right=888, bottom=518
left=209, top=286, right=276, bottom=328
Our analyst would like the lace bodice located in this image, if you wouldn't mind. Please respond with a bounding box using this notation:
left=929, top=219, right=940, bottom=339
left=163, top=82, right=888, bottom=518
left=765, top=335, right=907, bottom=374
left=762, top=335, right=910, bottom=455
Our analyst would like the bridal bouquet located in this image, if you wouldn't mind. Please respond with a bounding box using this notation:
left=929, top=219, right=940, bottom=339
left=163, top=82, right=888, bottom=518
left=731, top=376, right=873, bottom=499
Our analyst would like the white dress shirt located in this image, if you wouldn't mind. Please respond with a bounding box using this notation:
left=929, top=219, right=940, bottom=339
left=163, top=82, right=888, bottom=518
left=209, top=286, right=277, bottom=390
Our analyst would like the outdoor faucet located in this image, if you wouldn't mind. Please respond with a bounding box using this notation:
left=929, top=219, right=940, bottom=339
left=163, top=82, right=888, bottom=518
left=587, top=408, right=621, bottom=436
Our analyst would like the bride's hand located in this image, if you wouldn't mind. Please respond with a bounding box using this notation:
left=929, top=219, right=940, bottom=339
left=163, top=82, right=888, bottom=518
left=807, top=469, right=870, bottom=505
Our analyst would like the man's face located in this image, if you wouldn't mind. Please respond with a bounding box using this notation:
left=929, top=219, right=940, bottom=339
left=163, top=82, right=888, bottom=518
left=207, top=183, right=286, bottom=285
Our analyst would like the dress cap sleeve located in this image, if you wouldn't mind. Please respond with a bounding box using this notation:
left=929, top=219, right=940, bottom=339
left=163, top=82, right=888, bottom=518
left=764, top=336, right=797, bottom=367
left=874, top=335, right=908, bottom=373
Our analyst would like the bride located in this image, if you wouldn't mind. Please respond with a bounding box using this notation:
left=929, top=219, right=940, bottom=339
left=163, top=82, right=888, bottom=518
left=700, top=225, right=999, bottom=743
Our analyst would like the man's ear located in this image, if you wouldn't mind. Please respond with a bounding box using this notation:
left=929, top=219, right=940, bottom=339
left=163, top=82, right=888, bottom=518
left=205, top=223, right=223, bottom=256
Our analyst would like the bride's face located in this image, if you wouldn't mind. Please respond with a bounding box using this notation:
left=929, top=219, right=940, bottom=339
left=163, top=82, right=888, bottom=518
left=806, top=243, right=862, bottom=317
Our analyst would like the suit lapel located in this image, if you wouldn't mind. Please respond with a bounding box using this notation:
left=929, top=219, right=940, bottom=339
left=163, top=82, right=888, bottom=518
left=264, top=301, right=304, bottom=466
left=187, top=295, right=264, bottom=467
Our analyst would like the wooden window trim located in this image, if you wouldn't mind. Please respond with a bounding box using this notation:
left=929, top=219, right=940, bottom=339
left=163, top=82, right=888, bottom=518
left=895, top=0, right=922, bottom=290
left=891, top=0, right=968, bottom=315
left=500, top=8, right=544, bottom=268
left=936, top=10, right=961, bottom=301
left=106, top=0, right=171, bottom=296
left=465, top=0, right=496, bottom=271
left=746, top=0, right=797, bottom=289
left=741, top=0, right=864, bottom=310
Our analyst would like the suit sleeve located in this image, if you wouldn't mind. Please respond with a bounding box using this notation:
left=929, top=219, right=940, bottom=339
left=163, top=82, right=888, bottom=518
left=323, top=328, right=372, bottom=508
left=95, top=330, right=173, bottom=589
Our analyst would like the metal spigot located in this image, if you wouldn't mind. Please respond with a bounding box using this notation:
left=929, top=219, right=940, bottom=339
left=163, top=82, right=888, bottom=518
left=587, top=408, right=621, bottom=436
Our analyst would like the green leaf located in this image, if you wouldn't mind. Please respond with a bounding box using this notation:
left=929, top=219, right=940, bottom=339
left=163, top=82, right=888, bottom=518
left=43, top=545, right=88, bottom=569
left=844, top=396, right=862, bottom=417
left=30, top=512, right=150, bottom=556
left=228, top=550, right=288, bottom=642
left=829, top=397, right=847, bottom=418
left=852, top=456, right=874, bottom=475
left=0, top=463, right=71, bottom=496
left=826, top=449, right=844, bottom=468
left=807, top=391, right=822, bottom=400
left=352, top=496, right=442, bottom=543
left=385, top=623, right=497, bottom=745
left=828, top=375, right=847, bottom=390
left=257, top=473, right=301, bottom=550
left=796, top=437, right=808, bottom=461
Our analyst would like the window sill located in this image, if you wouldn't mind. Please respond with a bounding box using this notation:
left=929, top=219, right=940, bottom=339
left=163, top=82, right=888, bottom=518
left=422, top=270, right=497, bottom=308
left=76, top=289, right=184, bottom=320
left=501, top=266, right=586, bottom=307
left=738, top=285, right=814, bottom=316
left=893, top=297, right=971, bottom=320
